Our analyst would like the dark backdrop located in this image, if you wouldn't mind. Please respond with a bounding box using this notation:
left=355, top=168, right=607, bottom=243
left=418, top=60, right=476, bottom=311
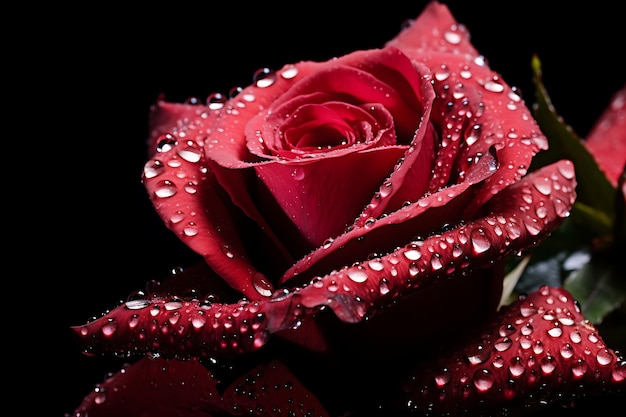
left=48, top=1, right=624, bottom=415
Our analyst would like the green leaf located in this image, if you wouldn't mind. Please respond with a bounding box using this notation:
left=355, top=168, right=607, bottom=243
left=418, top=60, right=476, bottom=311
left=529, top=55, right=616, bottom=224
left=564, top=252, right=626, bottom=324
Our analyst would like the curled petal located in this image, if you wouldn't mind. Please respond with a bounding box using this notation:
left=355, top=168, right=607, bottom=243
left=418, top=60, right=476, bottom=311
left=73, top=357, right=329, bottom=417
left=585, top=85, right=626, bottom=191
left=74, top=160, right=576, bottom=358
left=388, top=1, right=549, bottom=211
left=143, top=137, right=283, bottom=300
left=398, top=285, right=626, bottom=416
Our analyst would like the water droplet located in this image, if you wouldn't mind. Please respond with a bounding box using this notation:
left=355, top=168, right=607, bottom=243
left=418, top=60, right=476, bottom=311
left=252, top=273, right=274, bottom=297
left=207, top=92, right=226, bottom=110
left=280, top=64, right=299, bottom=79
left=430, top=254, right=443, bottom=271
left=101, top=319, right=117, bottom=336
left=473, top=368, right=494, bottom=392
left=443, top=28, right=462, bottom=44
left=466, top=344, right=490, bottom=365
left=521, top=323, right=533, bottom=335
left=596, top=348, right=614, bottom=366
left=177, top=146, right=202, bottom=163
left=494, top=337, right=512, bottom=352
left=403, top=248, right=422, bottom=261
left=484, top=78, right=504, bottom=93
left=368, top=259, right=384, bottom=271
left=291, top=167, right=305, bottom=180
left=378, top=278, right=391, bottom=296
left=520, top=302, right=537, bottom=317
left=191, top=310, right=206, bottom=328
left=611, top=360, right=626, bottom=382
left=156, top=133, right=177, bottom=152
left=470, top=228, right=491, bottom=254
left=571, top=359, right=588, bottom=378
left=154, top=180, right=177, bottom=198
left=253, top=67, right=277, bottom=88
left=348, top=267, right=368, bottom=283
left=222, top=245, right=234, bottom=258
left=508, top=356, right=525, bottom=377
left=183, top=222, right=198, bottom=237
left=143, top=159, right=165, bottom=179
left=548, top=325, right=563, bottom=337
left=540, top=355, right=556, bottom=374
left=560, top=343, right=574, bottom=359
left=434, top=367, right=451, bottom=387
left=533, top=177, right=552, bottom=195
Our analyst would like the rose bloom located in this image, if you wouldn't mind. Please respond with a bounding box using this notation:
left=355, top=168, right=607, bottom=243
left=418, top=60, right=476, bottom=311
left=71, top=2, right=625, bottom=416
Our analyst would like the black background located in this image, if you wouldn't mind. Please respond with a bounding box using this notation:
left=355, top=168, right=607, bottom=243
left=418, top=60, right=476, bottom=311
left=42, top=1, right=624, bottom=415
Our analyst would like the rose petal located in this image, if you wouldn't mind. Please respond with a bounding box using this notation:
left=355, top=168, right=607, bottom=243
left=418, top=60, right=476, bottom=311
left=74, top=161, right=575, bottom=358
left=72, top=357, right=329, bottom=417
left=388, top=1, right=549, bottom=212
left=142, top=138, right=284, bottom=300
left=585, top=85, right=626, bottom=191
left=72, top=357, right=223, bottom=417
left=280, top=148, right=498, bottom=286
left=398, top=285, right=626, bottom=416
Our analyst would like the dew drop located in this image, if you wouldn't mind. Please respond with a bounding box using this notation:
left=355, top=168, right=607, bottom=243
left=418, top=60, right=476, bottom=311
left=379, top=278, right=391, bottom=295
left=470, top=228, right=491, bottom=254
left=156, top=133, right=177, bottom=152
left=548, top=326, right=563, bottom=337
left=596, top=348, right=614, bottom=366
left=466, top=344, right=490, bottom=365
left=611, top=360, right=626, bottom=382
left=177, top=146, right=202, bottom=163
left=154, top=180, right=177, bottom=198
left=571, top=359, right=588, bottom=378
left=291, top=167, right=305, bottom=180
left=430, top=254, right=443, bottom=271
left=348, top=267, right=368, bottom=283
left=494, top=337, right=512, bottom=352
left=252, top=273, right=274, bottom=297
left=434, top=367, right=451, bottom=387
left=508, top=356, right=525, bottom=377
left=484, top=79, right=505, bottom=93
left=125, top=299, right=151, bottom=310
left=101, top=319, right=117, bottom=336
left=143, top=159, right=165, bottom=179
left=253, top=67, right=277, bottom=88
left=222, top=245, right=234, bottom=258
left=540, top=355, right=556, bottom=374
left=183, top=222, right=198, bottom=237
left=533, top=177, right=552, bottom=195
left=520, top=302, right=537, bottom=317
left=443, top=29, right=462, bottom=45
left=280, top=64, right=299, bottom=79
left=560, top=343, right=574, bottom=359
left=207, top=92, right=226, bottom=110
left=191, top=311, right=206, bottom=328
left=368, top=259, right=384, bottom=271
left=403, top=248, right=422, bottom=261
left=473, top=368, right=494, bottom=392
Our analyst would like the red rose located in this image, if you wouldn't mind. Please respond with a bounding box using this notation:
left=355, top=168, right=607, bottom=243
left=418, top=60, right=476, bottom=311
left=72, top=2, right=624, bottom=416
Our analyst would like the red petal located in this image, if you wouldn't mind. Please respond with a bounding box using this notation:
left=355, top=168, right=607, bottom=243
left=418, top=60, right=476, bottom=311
left=585, top=85, right=626, bottom=191
left=74, top=161, right=576, bottom=358
left=221, top=360, right=329, bottom=417
left=73, top=357, right=329, bottom=417
left=73, top=357, right=223, bottom=417
left=400, top=285, right=626, bottom=415
left=388, top=2, right=549, bottom=212
left=142, top=139, right=277, bottom=300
